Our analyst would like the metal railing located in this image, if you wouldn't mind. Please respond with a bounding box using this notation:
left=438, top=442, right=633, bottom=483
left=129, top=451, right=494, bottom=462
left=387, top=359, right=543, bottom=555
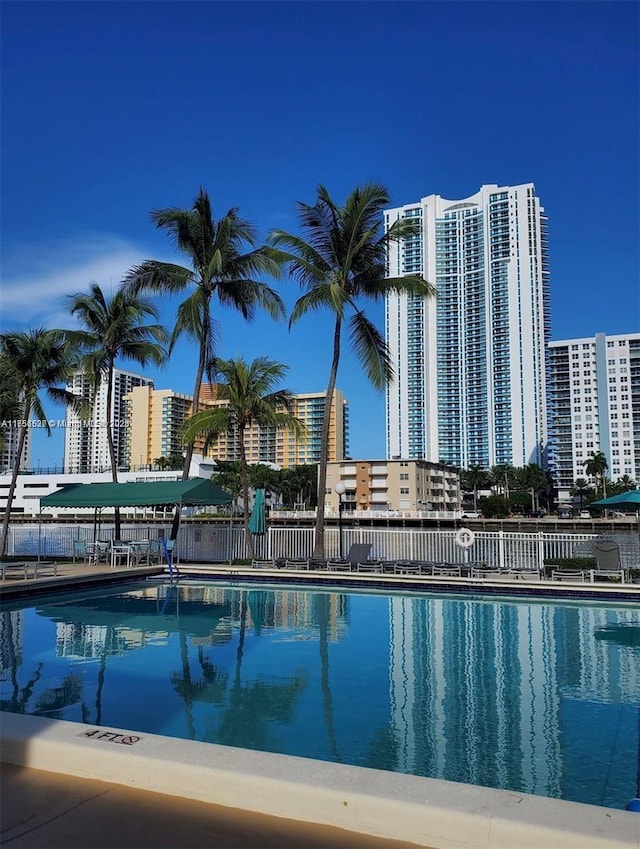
left=6, top=522, right=639, bottom=572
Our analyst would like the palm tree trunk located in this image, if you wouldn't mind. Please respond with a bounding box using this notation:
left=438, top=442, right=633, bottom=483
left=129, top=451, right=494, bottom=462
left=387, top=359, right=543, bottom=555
left=181, top=307, right=211, bottom=481
left=105, top=366, right=121, bottom=540
left=314, top=317, right=341, bottom=558
left=238, top=430, right=254, bottom=560
left=0, top=404, right=29, bottom=558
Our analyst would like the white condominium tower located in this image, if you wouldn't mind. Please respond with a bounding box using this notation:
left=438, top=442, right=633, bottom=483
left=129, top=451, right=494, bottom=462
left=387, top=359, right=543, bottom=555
left=548, top=332, right=640, bottom=499
left=385, top=183, right=550, bottom=469
left=64, top=369, right=153, bottom=473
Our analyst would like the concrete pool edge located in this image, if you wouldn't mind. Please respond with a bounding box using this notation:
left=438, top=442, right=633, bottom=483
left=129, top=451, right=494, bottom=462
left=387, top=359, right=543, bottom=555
left=1, top=713, right=638, bottom=849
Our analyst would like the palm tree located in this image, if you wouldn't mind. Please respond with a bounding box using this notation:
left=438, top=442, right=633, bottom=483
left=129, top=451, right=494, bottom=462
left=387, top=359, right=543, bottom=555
left=0, top=328, right=83, bottom=558
left=583, top=450, right=608, bottom=498
left=613, top=474, right=636, bottom=494
left=270, top=183, right=435, bottom=557
left=516, top=463, right=548, bottom=514
left=180, top=356, right=306, bottom=559
left=489, top=464, right=516, bottom=499
left=66, top=283, right=168, bottom=538
left=570, top=477, right=592, bottom=510
left=461, top=465, right=488, bottom=511
left=124, top=188, right=285, bottom=482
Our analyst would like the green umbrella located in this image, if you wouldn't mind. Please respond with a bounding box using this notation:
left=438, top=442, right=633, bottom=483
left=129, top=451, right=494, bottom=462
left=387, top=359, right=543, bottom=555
left=591, top=490, right=640, bottom=547
left=248, top=488, right=266, bottom=536
left=591, top=490, right=640, bottom=511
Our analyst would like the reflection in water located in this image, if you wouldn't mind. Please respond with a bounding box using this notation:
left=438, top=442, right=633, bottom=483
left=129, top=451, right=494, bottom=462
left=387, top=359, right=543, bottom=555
left=1, top=583, right=638, bottom=809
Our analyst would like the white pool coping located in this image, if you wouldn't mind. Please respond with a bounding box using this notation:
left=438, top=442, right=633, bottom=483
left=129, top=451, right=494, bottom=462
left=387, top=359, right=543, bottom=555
left=2, top=712, right=638, bottom=849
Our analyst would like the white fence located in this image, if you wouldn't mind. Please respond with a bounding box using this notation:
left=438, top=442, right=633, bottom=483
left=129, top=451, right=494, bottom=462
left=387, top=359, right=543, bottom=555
left=6, top=523, right=639, bottom=572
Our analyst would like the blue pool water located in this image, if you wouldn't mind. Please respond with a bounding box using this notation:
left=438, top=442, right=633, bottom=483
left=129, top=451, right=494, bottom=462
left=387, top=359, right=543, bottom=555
left=1, top=580, right=639, bottom=810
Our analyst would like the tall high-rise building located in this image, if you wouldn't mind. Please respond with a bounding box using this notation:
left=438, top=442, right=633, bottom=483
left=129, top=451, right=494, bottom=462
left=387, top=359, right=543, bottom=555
left=198, top=387, right=349, bottom=468
left=123, top=385, right=217, bottom=468
left=64, top=369, right=153, bottom=473
left=0, top=422, right=30, bottom=473
left=385, top=183, right=550, bottom=470
left=547, top=332, right=640, bottom=499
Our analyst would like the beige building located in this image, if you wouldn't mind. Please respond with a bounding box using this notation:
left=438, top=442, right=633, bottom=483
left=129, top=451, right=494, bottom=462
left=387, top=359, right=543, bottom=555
left=197, top=386, right=349, bottom=469
left=325, top=459, right=460, bottom=513
left=123, top=386, right=216, bottom=469
left=123, top=385, right=348, bottom=470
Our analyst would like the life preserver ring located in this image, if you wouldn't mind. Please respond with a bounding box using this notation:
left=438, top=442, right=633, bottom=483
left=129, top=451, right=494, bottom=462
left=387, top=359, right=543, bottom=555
left=455, top=527, right=476, bottom=549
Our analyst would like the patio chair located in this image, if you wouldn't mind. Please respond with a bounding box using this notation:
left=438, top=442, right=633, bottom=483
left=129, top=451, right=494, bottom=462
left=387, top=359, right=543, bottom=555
left=432, top=564, right=462, bottom=578
left=0, top=561, right=30, bottom=580
left=551, top=569, right=589, bottom=582
left=591, top=541, right=627, bottom=583
left=284, top=558, right=309, bottom=570
left=345, top=543, right=372, bottom=564
left=72, top=540, right=92, bottom=565
left=251, top=558, right=275, bottom=569
left=148, top=539, right=163, bottom=565
left=394, top=560, right=421, bottom=575
left=471, top=565, right=501, bottom=579
left=327, top=559, right=352, bottom=572
left=34, top=561, right=58, bottom=578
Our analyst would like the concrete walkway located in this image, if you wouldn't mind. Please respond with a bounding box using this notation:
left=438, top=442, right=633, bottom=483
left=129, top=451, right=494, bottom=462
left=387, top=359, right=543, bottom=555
left=1, top=762, right=421, bottom=849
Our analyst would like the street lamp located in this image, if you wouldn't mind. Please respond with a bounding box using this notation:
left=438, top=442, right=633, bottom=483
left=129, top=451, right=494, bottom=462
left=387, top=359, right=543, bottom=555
left=335, top=482, right=346, bottom=560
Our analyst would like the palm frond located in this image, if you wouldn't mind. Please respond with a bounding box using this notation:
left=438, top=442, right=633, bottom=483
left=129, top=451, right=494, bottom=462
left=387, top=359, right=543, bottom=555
left=179, top=407, right=231, bottom=445
left=363, top=274, right=436, bottom=300
left=348, top=308, right=393, bottom=389
left=289, top=284, right=337, bottom=327
left=123, top=261, right=194, bottom=295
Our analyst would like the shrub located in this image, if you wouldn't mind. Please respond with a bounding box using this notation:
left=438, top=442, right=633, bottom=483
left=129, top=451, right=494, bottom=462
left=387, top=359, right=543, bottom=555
left=544, top=557, right=596, bottom=569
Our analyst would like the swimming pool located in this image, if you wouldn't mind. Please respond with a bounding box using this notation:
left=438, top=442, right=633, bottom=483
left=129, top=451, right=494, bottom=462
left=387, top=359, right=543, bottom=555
left=1, top=579, right=639, bottom=811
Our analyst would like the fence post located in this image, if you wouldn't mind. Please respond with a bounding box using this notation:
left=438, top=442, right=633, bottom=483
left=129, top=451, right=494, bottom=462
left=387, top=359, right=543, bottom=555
left=498, top=531, right=505, bottom=571
left=538, top=532, right=545, bottom=574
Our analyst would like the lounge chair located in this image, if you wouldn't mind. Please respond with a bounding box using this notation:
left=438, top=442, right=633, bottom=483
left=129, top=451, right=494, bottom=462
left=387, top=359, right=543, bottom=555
left=551, top=569, right=589, bottom=582
left=345, top=543, right=372, bottom=564
left=0, top=561, right=30, bottom=580
left=33, top=561, right=58, bottom=578
left=251, top=558, right=275, bottom=569
left=591, top=541, right=627, bottom=583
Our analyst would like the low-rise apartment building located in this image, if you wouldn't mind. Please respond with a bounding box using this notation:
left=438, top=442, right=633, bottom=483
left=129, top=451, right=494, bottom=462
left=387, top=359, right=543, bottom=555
left=325, top=459, right=460, bottom=514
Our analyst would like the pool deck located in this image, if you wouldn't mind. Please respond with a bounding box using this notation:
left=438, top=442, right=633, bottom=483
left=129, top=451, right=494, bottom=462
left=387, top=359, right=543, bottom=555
left=1, top=561, right=639, bottom=849
left=0, top=761, right=419, bottom=849
left=1, top=558, right=639, bottom=602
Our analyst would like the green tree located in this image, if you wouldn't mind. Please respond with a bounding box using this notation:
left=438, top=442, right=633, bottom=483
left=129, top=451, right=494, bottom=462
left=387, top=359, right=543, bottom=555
left=66, top=283, right=168, bottom=539
left=461, top=465, right=489, bottom=511
left=570, top=477, right=593, bottom=510
left=489, top=464, right=516, bottom=499
left=0, top=329, right=83, bottom=557
left=280, top=464, right=318, bottom=509
left=583, top=450, right=608, bottom=498
left=515, top=463, right=548, bottom=513
left=124, top=189, right=285, bottom=485
left=214, top=461, right=243, bottom=511
left=612, top=474, right=636, bottom=494
left=180, top=357, right=305, bottom=559
left=270, top=183, right=435, bottom=556
left=478, top=494, right=510, bottom=519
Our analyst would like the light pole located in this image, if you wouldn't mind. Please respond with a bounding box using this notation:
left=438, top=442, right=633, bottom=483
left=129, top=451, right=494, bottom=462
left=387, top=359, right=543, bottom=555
left=335, top=482, right=346, bottom=560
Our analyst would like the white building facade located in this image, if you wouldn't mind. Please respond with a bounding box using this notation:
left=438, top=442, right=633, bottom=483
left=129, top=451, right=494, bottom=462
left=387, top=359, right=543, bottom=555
left=547, top=332, right=640, bottom=499
left=0, top=423, right=31, bottom=473
left=385, top=183, right=550, bottom=470
left=64, top=369, right=153, bottom=473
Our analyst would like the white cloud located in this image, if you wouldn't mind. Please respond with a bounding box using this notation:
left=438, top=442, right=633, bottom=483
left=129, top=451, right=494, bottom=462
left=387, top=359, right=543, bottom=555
left=0, top=234, right=174, bottom=330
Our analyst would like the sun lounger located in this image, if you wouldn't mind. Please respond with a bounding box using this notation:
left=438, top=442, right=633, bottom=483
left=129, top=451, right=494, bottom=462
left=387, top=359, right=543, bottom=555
left=33, top=561, right=58, bottom=578
left=0, top=561, right=30, bottom=580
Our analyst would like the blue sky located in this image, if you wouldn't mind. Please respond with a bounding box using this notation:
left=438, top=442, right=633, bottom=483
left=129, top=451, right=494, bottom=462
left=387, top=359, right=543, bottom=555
left=1, top=1, right=638, bottom=468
